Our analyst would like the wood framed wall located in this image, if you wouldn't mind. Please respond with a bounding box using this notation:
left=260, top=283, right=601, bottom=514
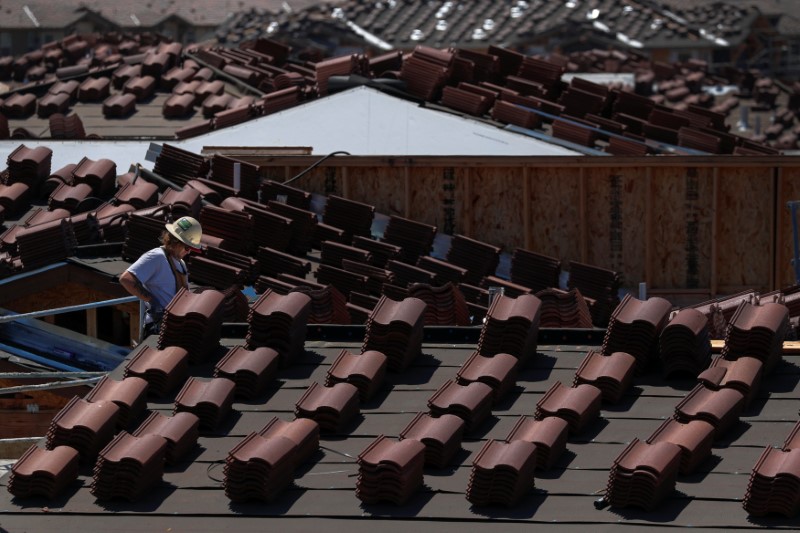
left=229, top=152, right=800, bottom=298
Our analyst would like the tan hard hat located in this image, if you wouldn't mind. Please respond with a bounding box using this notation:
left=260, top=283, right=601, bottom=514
left=165, top=216, right=202, bottom=250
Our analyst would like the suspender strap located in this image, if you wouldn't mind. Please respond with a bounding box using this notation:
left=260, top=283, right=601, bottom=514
left=161, top=247, right=187, bottom=292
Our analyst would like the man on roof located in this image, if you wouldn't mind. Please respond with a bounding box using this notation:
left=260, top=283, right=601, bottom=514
left=119, top=216, right=203, bottom=339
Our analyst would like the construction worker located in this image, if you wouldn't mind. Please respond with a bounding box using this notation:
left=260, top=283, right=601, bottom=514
left=119, top=216, right=203, bottom=338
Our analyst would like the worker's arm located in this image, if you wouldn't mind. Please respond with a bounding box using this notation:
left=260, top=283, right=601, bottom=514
left=119, top=270, right=155, bottom=303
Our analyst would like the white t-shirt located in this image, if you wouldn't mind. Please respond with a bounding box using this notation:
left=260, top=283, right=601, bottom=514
left=126, top=247, right=188, bottom=322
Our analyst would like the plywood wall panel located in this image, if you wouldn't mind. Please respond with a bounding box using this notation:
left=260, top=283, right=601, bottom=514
left=777, top=167, right=800, bottom=288
left=408, top=167, right=447, bottom=231
left=584, top=167, right=646, bottom=287
left=469, top=167, right=525, bottom=252
left=281, top=166, right=334, bottom=198
left=528, top=166, right=582, bottom=265
left=649, top=167, right=714, bottom=289
left=716, top=167, right=772, bottom=291
left=345, top=166, right=406, bottom=217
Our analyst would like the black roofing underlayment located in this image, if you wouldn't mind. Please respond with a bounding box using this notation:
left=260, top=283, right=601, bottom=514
left=2, top=318, right=800, bottom=531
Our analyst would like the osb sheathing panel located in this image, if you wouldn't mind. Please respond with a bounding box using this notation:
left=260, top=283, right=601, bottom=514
left=345, top=166, right=406, bottom=217
left=407, top=167, right=447, bottom=231
left=777, top=167, right=800, bottom=287
left=469, top=167, right=525, bottom=251
left=281, top=166, right=335, bottom=197
left=584, top=167, right=646, bottom=286
left=649, top=167, right=714, bottom=289
left=529, top=166, right=582, bottom=265
left=716, top=167, right=772, bottom=291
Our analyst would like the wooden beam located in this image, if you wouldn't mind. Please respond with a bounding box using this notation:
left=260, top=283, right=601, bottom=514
left=523, top=166, right=531, bottom=250
left=645, top=166, right=653, bottom=288
left=579, top=166, right=587, bottom=262
left=711, top=166, right=719, bottom=297
left=86, top=307, right=97, bottom=338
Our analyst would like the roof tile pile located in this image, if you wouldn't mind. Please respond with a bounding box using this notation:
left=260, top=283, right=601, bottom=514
left=246, top=289, right=311, bottom=366
left=320, top=195, right=375, bottom=245
left=743, top=446, right=800, bottom=517
left=567, top=261, right=623, bottom=327
left=158, top=288, right=226, bottom=364
left=46, top=396, right=120, bottom=463
left=534, top=288, right=593, bottom=328
left=214, top=345, right=280, bottom=399
left=673, top=384, right=745, bottom=437
left=174, top=376, right=236, bottom=430
left=720, top=301, right=789, bottom=375
left=259, top=417, right=320, bottom=464
left=427, top=379, right=493, bottom=432
left=356, top=435, right=426, bottom=505
left=361, top=296, right=427, bottom=372
left=535, top=381, right=602, bottom=435
left=406, top=282, right=471, bottom=326
left=466, top=439, right=538, bottom=507
left=398, top=412, right=465, bottom=468
left=455, top=351, right=518, bottom=402
left=382, top=215, right=437, bottom=264
left=476, top=293, right=542, bottom=366
left=446, top=234, right=501, bottom=286
left=510, top=248, right=561, bottom=293
left=659, top=308, right=713, bottom=377
left=602, top=295, right=673, bottom=373
left=6, top=445, right=80, bottom=499
left=505, top=415, right=570, bottom=470
left=325, top=348, right=387, bottom=402
left=131, top=411, right=200, bottom=465
left=573, top=349, right=637, bottom=404
left=294, top=381, right=360, bottom=433
left=698, top=355, right=764, bottom=408
left=646, top=418, right=715, bottom=475
left=606, top=439, right=683, bottom=511
left=223, top=433, right=297, bottom=502
left=90, top=432, right=168, bottom=502
left=84, top=375, right=149, bottom=430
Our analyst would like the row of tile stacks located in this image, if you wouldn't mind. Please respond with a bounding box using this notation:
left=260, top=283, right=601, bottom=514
left=604, top=300, right=790, bottom=511
left=246, top=290, right=312, bottom=367
left=362, top=296, right=427, bottom=372
left=602, top=295, right=673, bottom=373
left=659, top=308, right=713, bottom=377
left=157, top=288, right=226, bottom=364
left=224, top=418, right=320, bottom=503
left=477, top=293, right=542, bottom=366
left=743, top=420, right=800, bottom=517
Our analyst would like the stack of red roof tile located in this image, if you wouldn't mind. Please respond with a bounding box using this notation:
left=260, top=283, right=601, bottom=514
left=214, top=345, right=280, bottom=399
left=382, top=215, right=437, bottom=264
left=351, top=235, right=401, bottom=268
left=567, top=261, right=623, bottom=327
left=198, top=205, right=253, bottom=254
left=103, top=93, right=137, bottom=117
left=446, top=234, right=501, bottom=285
left=153, top=144, right=210, bottom=187
left=659, top=308, right=713, bottom=378
left=295, top=381, right=360, bottom=433
left=265, top=200, right=317, bottom=255
left=6, top=144, right=51, bottom=185
left=84, top=376, right=149, bottom=430
left=47, top=182, right=92, bottom=213
left=46, top=396, right=120, bottom=463
left=573, top=350, right=636, bottom=404
left=406, top=282, right=471, bottom=326
left=37, top=92, right=70, bottom=118
left=480, top=276, right=532, bottom=299
left=246, top=289, right=311, bottom=366
left=6, top=445, right=80, bottom=499
left=2, top=93, right=36, bottom=117
left=535, top=382, right=602, bottom=435
left=720, top=301, right=789, bottom=375
left=535, top=288, right=593, bottom=328
left=318, top=195, right=375, bottom=245
left=476, top=293, right=542, bottom=365
left=602, top=295, right=673, bottom=373
left=258, top=417, right=319, bottom=464
left=743, top=446, right=800, bottom=517
left=674, top=384, right=745, bottom=437
left=698, top=355, right=764, bottom=408
left=356, top=435, right=426, bottom=505
left=645, top=418, right=715, bottom=475
left=325, top=349, right=387, bottom=402
left=509, top=248, right=561, bottom=293
left=606, top=439, right=683, bottom=511
left=399, top=412, right=465, bottom=468
left=224, top=433, right=297, bottom=502
left=114, top=180, right=159, bottom=210
left=15, top=218, right=77, bottom=270
left=174, top=377, right=236, bottom=430
left=90, top=432, right=168, bottom=502
left=428, top=380, right=493, bottom=432
left=290, top=283, right=351, bottom=324
left=505, top=415, right=569, bottom=470
left=466, top=439, right=537, bottom=507
left=341, top=259, right=395, bottom=296
left=386, top=260, right=437, bottom=287
left=158, top=288, right=225, bottom=364
left=132, top=411, right=200, bottom=465
left=416, top=255, right=467, bottom=284
left=362, top=296, right=426, bottom=372
left=456, top=351, right=518, bottom=402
